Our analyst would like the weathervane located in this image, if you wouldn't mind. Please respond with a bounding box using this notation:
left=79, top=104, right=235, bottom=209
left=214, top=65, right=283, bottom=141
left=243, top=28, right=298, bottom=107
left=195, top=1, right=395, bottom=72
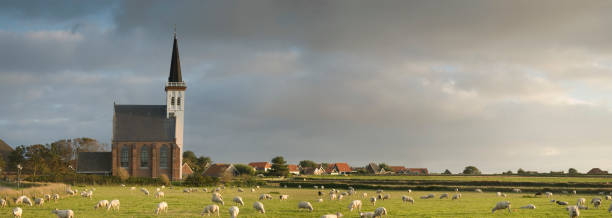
left=173, top=24, right=177, bottom=39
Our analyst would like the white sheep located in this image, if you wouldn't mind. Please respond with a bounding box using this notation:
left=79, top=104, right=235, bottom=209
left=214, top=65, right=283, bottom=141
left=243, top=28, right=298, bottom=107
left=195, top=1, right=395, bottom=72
left=251, top=188, right=255, bottom=192
left=382, top=194, right=390, bottom=200
left=572, top=190, right=577, bottom=195
left=52, top=194, right=60, bottom=202
left=591, top=197, right=602, bottom=204
left=44, top=194, right=51, bottom=201
left=15, top=196, right=32, bottom=206
left=330, top=193, right=338, bottom=200
left=496, top=192, right=502, bottom=197
left=577, top=198, right=586, bottom=206
left=107, top=199, right=120, bottom=211
left=66, top=189, right=75, bottom=195
left=233, top=196, right=244, bottom=206
left=321, top=186, right=325, bottom=189
left=606, top=195, right=612, bottom=200
left=0, top=199, right=6, bottom=207
left=492, top=201, right=511, bottom=213
left=512, top=188, right=521, bottom=193
left=238, top=188, right=244, bottom=192
left=228, top=206, right=239, bottom=218
left=256, top=185, right=260, bottom=189
left=370, top=196, right=376, bottom=205
left=593, top=199, right=602, bottom=208
left=154, top=201, right=168, bottom=215
left=35, top=198, right=44, bottom=206
left=130, top=187, right=136, bottom=191
left=94, top=200, right=109, bottom=210
left=298, top=185, right=302, bottom=189
left=408, top=189, right=412, bottom=194
left=212, top=193, right=224, bottom=205
left=420, top=194, right=435, bottom=199
left=402, top=195, right=415, bottom=204
left=520, top=204, right=536, bottom=209
left=13, top=207, right=22, bottom=218
left=475, top=188, right=483, bottom=193
left=362, top=193, right=368, bottom=198
left=321, top=212, right=343, bottom=218
left=568, top=205, right=580, bottom=218
left=203, top=188, right=208, bottom=192
left=298, top=201, right=313, bottom=212
left=348, top=200, right=362, bottom=212
left=374, top=207, right=388, bottom=218
left=452, top=194, right=462, bottom=200
left=201, top=204, right=220, bottom=216
left=183, top=188, right=191, bottom=193
left=155, top=191, right=165, bottom=198
left=317, top=198, right=323, bottom=202
left=259, top=193, right=272, bottom=200
left=51, top=209, right=74, bottom=218
left=440, top=193, right=449, bottom=199
left=280, top=194, right=289, bottom=200
left=253, top=201, right=265, bottom=213
left=376, top=189, right=383, bottom=194
left=141, top=188, right=150, bottom=196
left=359, top=212, right=374, bottom=218
left=546, top=192, right=553, bottom=198
left=338, top=194, right=344, bottom=200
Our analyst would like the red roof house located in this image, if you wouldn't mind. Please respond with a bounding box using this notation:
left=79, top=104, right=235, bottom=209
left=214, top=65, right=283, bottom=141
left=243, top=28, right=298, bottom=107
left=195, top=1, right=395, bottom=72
left=249, top=162, right=272, bottom=172
left=389, top=166, right=407, bottom=174
left=406, top=168, right=429, bottom=175
left=327, top=163, right=353, bottom=175
left=288, top=164, right=300, bottom=175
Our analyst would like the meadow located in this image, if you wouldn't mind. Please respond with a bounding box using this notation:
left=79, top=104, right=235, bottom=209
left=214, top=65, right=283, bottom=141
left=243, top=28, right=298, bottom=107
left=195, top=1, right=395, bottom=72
left=305, top=175, right=612, bottom=183
left=1, top=184, right=611, bottom=217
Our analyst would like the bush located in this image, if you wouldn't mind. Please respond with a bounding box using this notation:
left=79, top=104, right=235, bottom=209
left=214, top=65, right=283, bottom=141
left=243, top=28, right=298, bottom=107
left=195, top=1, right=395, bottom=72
left=183, top=174, right=219, bottom=187
left=160, top=174, right=170, bottom=186
left=463, top=166, right=481, bottom=175
left=118, top=168, right=129, bottom=181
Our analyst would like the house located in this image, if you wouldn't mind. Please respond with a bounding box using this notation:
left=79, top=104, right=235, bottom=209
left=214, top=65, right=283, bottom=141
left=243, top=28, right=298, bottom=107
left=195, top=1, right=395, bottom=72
left=389, top=166, right=407, bottom=174
left=406, top=168, right=429, bottom=175
left=202, top=163, right=239, bottom=178
left=365, top=163, right=384, bottom=174
left=587, top=168, right=608, bottom=175
left=249, top=162, right=272, bottom=172
left=76, top=152, right=112, bottom=176
left=326, top=163, right=353, bottom=175
left=301, top=166, right=326, bottom=175
left=288, top=164, right=300, bottom=175
left=182, top=163, right=194, bottom=178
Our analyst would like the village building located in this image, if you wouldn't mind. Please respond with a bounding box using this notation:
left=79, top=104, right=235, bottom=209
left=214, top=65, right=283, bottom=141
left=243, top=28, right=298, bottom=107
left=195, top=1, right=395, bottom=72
left=288, top=164, right=300, bottom=175
left=326, top=163, right=353, bottom=175
left=248, top=162, right=272, bottom=172
left=182, top=163, right=194, bottom=178
left=202, top=163, right=239, bottom=178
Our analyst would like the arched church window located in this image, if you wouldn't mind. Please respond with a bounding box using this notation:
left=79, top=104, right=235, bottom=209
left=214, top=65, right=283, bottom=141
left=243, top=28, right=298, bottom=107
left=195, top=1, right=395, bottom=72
left=140, top=145, right=149, bottom=168
left=120, top=146, right=129, bottom=168
left=171, top=97, right=175, bottom=105
left=160, top=145, right=169, bottom=168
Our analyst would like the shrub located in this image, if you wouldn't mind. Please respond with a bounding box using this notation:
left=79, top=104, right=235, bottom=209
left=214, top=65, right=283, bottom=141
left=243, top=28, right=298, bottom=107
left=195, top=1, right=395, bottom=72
left=118, top=168, right=129, bottom=181
left=160, top=174, right=170, bottom=186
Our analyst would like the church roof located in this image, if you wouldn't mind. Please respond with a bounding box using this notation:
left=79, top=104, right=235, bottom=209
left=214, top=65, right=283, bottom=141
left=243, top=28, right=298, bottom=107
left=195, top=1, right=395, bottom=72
left=168, top=34, right=182, bottom=82
left=77, top=152, right=112, bottom=173
left=113, top=105, right=175, bottom=142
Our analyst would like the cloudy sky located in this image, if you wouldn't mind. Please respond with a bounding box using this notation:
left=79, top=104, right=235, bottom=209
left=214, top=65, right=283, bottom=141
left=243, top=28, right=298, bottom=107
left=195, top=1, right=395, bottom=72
left=3, top=1, right=612, bottom=173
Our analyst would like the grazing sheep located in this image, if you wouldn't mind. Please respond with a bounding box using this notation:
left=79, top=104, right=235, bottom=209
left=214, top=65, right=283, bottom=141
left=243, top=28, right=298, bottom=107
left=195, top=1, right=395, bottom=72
left=452, top=194, right=462, bottom=200
left=0, top=199, right=6, bottom=207
left=237, top=188, right=244, bottom=192
left=475, top=189, right=483, bottom=193
left=156, top=187, right=161, bottom=192
left=348, top=200, right=362, bottom=212
left=606, top=195, right=612, bottom=200
left=593, top=199, right=602, bottom=208
left=492, top=201, right=511, bottom=213
left=81, top=191, right=93, bottom=199
left=253, top=201, right=265, bottom=213
left=440, top=193, right=449, bottom=199
left=408, top=189, right=412, bottom=194
left=502, top=193, right=507, bottom=197
left=280, top=195, right=289, bottom=200
left=377, top=194, right=382, bottom=200
left=557, top=201, right=569, bottom=205
left=338, top=194, right=344, bottom=200
left=251, top=188, right=255, bottom=192
left=141, top=188, right=150, bottom=196
left=66, top=189, right=75, bottom=195
left=382, top=194, right=390, bottom=200
left=256, top=185, right=260, bottom=189
left=546, top=192, right=553, bottom=198
left=35, top=198, right=44, bottom=206
left=52, top=194, right=60, bottom=202
left=321, top=212, right=343, bottom=218
left=13, top=207, right=23, bottom=218
left=44, top=194, right=51, bottom=201
left=577, top=205, right=588, bottom=210
left=370, top=197, right=376, bottom=205
left=599, top=192, right=605, bottom=195
left=362, top=193, right=368, bottom=198
left=51, top=209, right=74, bottom=218
left=577, top=198, right=586, bottom=206
left=212, top=193, right=224, bottom=205
left=233, top=196, right=244, bottom=206
left=321, top=185, right=324, bottom=189
left=512, top=188, right=521, bottom=193
left=259, top=194, right=272, bottom=200
left=298, top=201, right=314, bottom=212
left=228, top=206, right=239, bottom=218
left=374, top=207, right=388, bottom=218
left=183, top=188, right=191, bottom=193
left=359, top=212, right=374, bottom=218
left=317, top=198, right=324, bottom=202
left=591, top=197, right=602, bottom=204
left=376, top=189, right=383, bottom=194
left=520, top=204, right=536, bottom=209
left=154, top=201, right=168, bottom=215
left=330, top=193, right=338, bottom=200
left=454, top=188, right=459, bottom=192
left=155, top=191, right=165, bottom=198
left=572, top=190, right=577, bottom=195
left=130, top=187, right=136, bottom=191
left=314, top=185, right=319, bottom=189
left=15, top=196, right=32, bottom=206
left=568, top=205, right=580, bottom=218
left=496, top=192, right=502, bottom=196
left=420, top=194, right=435, bottom=199
left=402, top=195, right=415, bottom=204
left=201, top=204, right=220, bottom=216
left=298, top=185, right=302, bottom=189
left=107, top=199, right=120, bottom=211
left=94, top=200, right=109, bottom=210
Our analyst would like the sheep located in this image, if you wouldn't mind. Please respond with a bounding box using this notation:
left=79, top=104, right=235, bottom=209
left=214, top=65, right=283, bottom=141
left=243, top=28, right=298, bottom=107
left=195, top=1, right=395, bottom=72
left=475, top=188, right=483, bottom=193
left=154, top=201, right=168, bottom=215
left=52, top=194, right=60, bottom=202
left=81, top=190, right=93, bottom=199
left=66, top=189, right=75, bottom=195
left=402, top=195, right=415, bottom=204
left=13, top=207, right=22, bottom=218
left=600, top=191, right=605, bottom=195
left=237, top=188, right=244, bottom=192
left=512, top=188, right=521, bottom=193
left=228, top=206, right=239, bottom=218
left=141, top=188, right=150, bottom=196
left=107, top=199, right=120, bottom=211
left=572, top=190, right=577, bottom=195
left=382, top=194, right=390, bottom=200
left=420, top=194, right=435, bottom=199
left=317, top=198, right=323, bottom=202
left=233, top=196, right=244, bottom=206
left=496, top=192, right=502, bottom=196
left=298, top=201, right=314, bottom=212
left=201, top=204, right=220, bottom=216
left=155, top=191, right=165, bottom=198
left=557, top=201, right=569, bottom=205
left=376, top=189, right=383, bottom=194
left=15, top=196, right=32, bottom=206
left=593, top=199, right=602, bottom=208
left=370, top=196, right=376, bottom=205
left=44, top=194, right=51, bottom=201
left=568, top=205, right=580, bottom=218
left=321, top=186, right=325, bottom=189
left=338, top=194, right=344, bottom=200
left=259, top=194, right=272, bottom=200
left=608, top=203, right=612, bottom=213
left=492, top=201, right=511, bottom=213
left=256, top=185, right=260, bottom=189
left=439, top=193, right=449, bottom=199
left=51, top=209, right=74, bottom=218
left=298, top=185, right=302, bottom=189
left=253, top=201, right=265, bottom=213
left=130, top=187, right=136, bottom=191
left=576, top=197, right=586, bottom=206
left=452, top=194, right=462, bottom=200
left=362, top=193, right=368, bottom=198
left=520, top=204, right=536, bottom=209
left=212, top=193, right=224, bottom=205
left=321, top=212, right=343, bottom=218
left=408, top=189, right=412, bottom=194
left=546, top=192, right=553, bottom=198
left=314, top=185, right=319, bottom=189
left=94, top=200, right=109, bottom=210
left=330, top=193, right=338, bottom=200
left=374, top=207, right=388, bottom=218
left=251, top=188, right=255, bottom=192
left=280, top=194, right=289, bottom=200
left=348, top=200, right=362, bottom=212
left=454, top=188, right=459, bottom=192
left=591, top=197, right=602, bottom=204
left=359, top=212, right=375, bottom=218
left=606, top=195, right=612, bottom=200
left=0, top=199, right=6, bottom=207
left=183, top=188, right=191, bottom=193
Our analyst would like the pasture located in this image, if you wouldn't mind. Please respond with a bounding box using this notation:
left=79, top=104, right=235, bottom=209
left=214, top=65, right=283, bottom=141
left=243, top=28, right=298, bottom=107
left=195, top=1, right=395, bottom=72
left=1, top=185, right=612, bottom=217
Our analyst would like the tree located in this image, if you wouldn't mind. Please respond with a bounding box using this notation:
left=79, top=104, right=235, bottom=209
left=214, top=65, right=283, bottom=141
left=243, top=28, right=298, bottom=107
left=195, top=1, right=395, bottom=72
left=269, top=156, right=289, bottom=177
left=378, top=163, right=391, bottom=172
left=24, top=144, right=51, bottom=179
left=160, top=174, right=170, bottom=186
left=118, top=167, right=129, bottom=181
left=462, top=166, right=481, bottom=175
left=568, top=168, right=579, bottom=175
left=506, top=170, right=513, bottom=175
left=183, top=151, right=197, bottom=164
left=299, top=160, right=318, bottom=169
left=517, top=168, right=525, bottom=174
left=234, top=164, right=255, bottom=176
left=8, top=145, right=26, bottom=171
left=443, top=169, right=452, bottom=175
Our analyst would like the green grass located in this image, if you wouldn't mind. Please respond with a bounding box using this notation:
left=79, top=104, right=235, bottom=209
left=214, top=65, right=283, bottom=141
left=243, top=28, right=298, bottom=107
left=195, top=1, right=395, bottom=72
left=1, top=185, right=610, bottom=217
left=305, top=175, right=612, bottom=183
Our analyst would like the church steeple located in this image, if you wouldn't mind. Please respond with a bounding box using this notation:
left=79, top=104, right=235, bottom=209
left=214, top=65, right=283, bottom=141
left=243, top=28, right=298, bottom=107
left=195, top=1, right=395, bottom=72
left=168, top=29, right=182, bottom=82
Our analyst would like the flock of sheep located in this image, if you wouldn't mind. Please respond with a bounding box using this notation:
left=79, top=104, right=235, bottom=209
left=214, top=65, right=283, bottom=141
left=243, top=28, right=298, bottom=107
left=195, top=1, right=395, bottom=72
left=5, top=187, right=94, bottom=218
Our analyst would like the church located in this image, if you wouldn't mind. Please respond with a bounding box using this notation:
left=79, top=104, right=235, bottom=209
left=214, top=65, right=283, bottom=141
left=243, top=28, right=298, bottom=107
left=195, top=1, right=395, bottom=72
left=77, top=33, right=187, bottom=180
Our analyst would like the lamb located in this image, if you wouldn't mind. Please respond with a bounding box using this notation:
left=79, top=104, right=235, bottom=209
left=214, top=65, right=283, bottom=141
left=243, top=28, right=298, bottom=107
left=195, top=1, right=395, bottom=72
left=496, top=192, right=502, bottom=197
left=44, top=194, right=51, bottom=201
left=130, top=187, right=136, bottom=191
left=298, top=185, right=302, bottom=189
left=66, top=189, right=75, bottom=195
left=107, top=199, right=120, bottom=211
left=439, top=193, right=449, bottom=199
left=155, top=191, right=165, bottom=198
left=577, top=205, right=588, bottom=210
left=256, top=185, right=260, bottom=189
left=491, top=201, right=511, bottom=213
left=253, top=201, right=265, bottom=213
left=212, top=193, right=224, bottom=205
left=81, top=190, right=93, bottom=199
left=15, top=196, right=33, bottom=206
left=382, top=194, right=390, bottom=200
left=348, top=200, right=362, bottom=212
left=280, top=194, right=289, bottom=200
left=251, top=188, right=256, bottom=192
left=13, top=207, right=22, bottom=218
left=577, top=198, right=586, bottom=205
left=298, top=201, right=314, bottom=212
left=402, top=195, right=415, bottom=204
left=370, top=196, right=376, bottom=205
left=321, top=186, right=325, bottom=189
left=203, top=188, right=208, bottom=192
left=233, top=196, right=244, bottom=206
left=568, top=205, right=580, bottom=218
left=475, top=188, right=483, bottom=193
left=0, top=199, right=6, bottom=207
left=154, top=201, right=168, bottom=215
left=94, top=200, right=109, bottom=210
left=408, top=189, right=412, bottom=194
left=520, top=204, right=536, bottom=209
left=572, top=190, right=577, bottom=195
left=374, top=207, right=388, bottom=218
left=35, top=198, right=44, bottom=206
left=314, top=185, right=319, bottom=189
left=454, top=188, right=459, bottom=192
left=52, top=194, right=60, bottom=202
left=201, top=204, right=220, bottom=216
left=321, top=212, right=343, bottom=218
left=452, top=194, right=462, bottom=200
left=51, top=209, right=74, bottom=218
left=557, top=201, right=569, bottom=205
left=228, top=206, right=239, bottom=218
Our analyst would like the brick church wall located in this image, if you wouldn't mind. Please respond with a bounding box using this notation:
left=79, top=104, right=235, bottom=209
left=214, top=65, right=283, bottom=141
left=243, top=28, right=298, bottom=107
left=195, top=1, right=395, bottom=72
left=112, top=141, right=179, bottom=180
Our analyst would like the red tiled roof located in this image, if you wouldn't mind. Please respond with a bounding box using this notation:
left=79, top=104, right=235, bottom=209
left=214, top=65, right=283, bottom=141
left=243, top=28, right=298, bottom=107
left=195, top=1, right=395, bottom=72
left=407, top=168, right=429, bottom=174
left=288, top=164, right=299, bottom=172
left=389, top=166, right=407, bottom=173
left=182, top=163, right=194, bottom=175
left=248, top=162, right=271, bottom=169
left=333, top=163, right=352, bottom=172
left=203, top=163, right=234, bottom=177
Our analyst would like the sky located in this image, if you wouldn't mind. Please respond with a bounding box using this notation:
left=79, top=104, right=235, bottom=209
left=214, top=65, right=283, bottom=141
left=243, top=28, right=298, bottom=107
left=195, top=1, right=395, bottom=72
left=3, top=0, right=612, bottom=174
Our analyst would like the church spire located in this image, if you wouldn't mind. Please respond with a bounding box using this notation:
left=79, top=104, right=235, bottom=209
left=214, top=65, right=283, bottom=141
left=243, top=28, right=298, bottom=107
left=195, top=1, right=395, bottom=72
left=168, top=26, right=182, bottom=82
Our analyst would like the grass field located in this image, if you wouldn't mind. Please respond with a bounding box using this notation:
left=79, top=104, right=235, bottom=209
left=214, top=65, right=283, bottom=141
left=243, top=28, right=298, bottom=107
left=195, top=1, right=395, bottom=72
left=1, top=184, right=611, bottom=217
left=305, top=175, right=612, bottom=183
